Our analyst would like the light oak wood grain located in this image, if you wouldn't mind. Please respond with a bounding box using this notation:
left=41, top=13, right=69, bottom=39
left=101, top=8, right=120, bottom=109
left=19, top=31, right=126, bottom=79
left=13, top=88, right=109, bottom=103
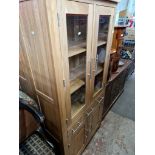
left=19, top=0, right=118, bottom=154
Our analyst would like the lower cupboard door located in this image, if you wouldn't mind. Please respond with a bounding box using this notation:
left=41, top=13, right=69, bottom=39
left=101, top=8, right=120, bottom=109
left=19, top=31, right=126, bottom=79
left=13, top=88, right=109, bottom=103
left=69, top=122, right=86, bottom=155
left=91, top=103, right=101, bottom=135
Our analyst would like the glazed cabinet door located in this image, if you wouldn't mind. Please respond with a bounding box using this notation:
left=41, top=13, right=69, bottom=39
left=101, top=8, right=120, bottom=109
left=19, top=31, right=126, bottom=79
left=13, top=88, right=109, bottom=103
left=59, top=1, right=94, bottom=123
left=91, top=5, right=115, bottom=99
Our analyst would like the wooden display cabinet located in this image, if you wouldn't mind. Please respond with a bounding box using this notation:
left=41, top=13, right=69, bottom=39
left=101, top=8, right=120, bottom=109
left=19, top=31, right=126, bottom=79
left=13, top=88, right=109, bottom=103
left=19, top=0, right=119, bottom=154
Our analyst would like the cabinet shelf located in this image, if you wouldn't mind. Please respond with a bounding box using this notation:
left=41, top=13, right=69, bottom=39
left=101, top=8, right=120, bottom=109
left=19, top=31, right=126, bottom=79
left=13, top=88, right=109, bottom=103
left=68, top=40, right=106, bottom=57
left=70, top=64, right=85, bottom=81
left=95, top=64, right=103, bottom=76
left=68, top=41, right=86, bottom=57
left=68, top=46, right=86, bottom=57
left=70, top=79, right=85, bottom=94
left=97, top=40, right=107, bottom=46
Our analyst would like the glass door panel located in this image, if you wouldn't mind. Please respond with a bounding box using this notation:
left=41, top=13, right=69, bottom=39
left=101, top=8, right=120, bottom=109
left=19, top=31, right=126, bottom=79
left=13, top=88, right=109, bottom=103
left=66, top=14, right=88, bottom=116
left=93, top=15, right=110, bottom=95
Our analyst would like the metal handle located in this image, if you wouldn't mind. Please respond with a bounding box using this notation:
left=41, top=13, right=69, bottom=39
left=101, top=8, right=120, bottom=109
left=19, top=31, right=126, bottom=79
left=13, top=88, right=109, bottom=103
left=72, top=122, right=82, bottom=134
left=86, top=107, right=93, bottom=116
left=100, top=96, right=104, bottom=103
left=96, top=96, right=104, bottom=103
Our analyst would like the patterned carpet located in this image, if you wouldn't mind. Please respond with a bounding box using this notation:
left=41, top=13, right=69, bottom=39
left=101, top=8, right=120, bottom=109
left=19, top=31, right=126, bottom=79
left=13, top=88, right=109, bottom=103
left=82, top=111, right=135, bottom=155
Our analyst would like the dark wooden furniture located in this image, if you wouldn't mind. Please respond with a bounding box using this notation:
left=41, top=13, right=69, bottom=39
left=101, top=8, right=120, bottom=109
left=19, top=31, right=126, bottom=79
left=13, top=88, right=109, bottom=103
left=103, top=59, right=133, bottom=117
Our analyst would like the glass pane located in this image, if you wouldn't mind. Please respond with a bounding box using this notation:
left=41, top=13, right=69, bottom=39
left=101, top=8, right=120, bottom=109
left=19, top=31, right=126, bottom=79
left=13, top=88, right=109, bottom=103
left=94, top=15, right=110, bottom=95
left=98, top=15, right=110, bottom=42
left=66, top=14, right=87, bottom=116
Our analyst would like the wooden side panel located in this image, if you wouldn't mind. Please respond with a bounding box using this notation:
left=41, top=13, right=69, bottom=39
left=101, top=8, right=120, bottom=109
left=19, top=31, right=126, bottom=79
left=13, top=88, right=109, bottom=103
left=38, top=95, right=61, bottom=140
left=19, top=0, right=56, bottom=99
left=19, top=0, right=62, bottom=142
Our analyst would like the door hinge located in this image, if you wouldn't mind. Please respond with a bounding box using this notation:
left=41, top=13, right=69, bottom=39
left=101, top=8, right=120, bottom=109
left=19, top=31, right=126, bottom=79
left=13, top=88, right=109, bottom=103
left=57, top=13, right=60, bottom=27
left=63, top=80, right=66, bottom=87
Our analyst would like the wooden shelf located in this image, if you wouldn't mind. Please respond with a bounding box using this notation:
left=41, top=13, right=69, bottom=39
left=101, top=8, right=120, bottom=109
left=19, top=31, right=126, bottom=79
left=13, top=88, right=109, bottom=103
left=68, top=40, right=106, bottom=57
left=95, top=64, right=103, bottom=76
left=70, top=79, right=85, bottom=94
left=68, top=46, right=86, bottom=57
left=70, top=64, right=85, bottom=81
left=68, top=41, right=86, bottom=57
left=97, top=40, right=107, bottom=46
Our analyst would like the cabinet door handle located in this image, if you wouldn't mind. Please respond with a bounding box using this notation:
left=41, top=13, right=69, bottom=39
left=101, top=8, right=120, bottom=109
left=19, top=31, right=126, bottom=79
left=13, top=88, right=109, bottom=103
left=86, top=107, right=93, bottom=116
left=96, top=97, right=102, bottom=103
left=96, top=96, right=104, bottom=103
left=99, top=96, right=104, bottom=103
left=72, top=122, right=82, bottom=134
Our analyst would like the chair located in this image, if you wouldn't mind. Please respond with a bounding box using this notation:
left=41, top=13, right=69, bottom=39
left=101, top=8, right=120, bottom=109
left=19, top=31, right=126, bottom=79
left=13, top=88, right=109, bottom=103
left=19, top=92, right=60, bottom=155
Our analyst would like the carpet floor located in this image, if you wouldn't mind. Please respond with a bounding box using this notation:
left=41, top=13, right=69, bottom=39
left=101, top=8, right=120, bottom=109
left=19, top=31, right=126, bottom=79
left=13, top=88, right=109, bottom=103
left=82, top=111, right=135, bottom=155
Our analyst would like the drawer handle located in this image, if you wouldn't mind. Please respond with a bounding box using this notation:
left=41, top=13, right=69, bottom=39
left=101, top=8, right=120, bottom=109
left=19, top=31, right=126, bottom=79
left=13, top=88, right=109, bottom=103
left=100, top=96, right=104, bottom=102
left=86, top=107, right=93, bottom=116
left=72, top=122, right=82, bottom=134
left=96, top=96, right=104, bottom=103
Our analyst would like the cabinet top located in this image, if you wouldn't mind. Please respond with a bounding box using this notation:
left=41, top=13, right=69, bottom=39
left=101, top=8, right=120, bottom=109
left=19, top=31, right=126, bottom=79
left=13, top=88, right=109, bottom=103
left=96, top=0, right=120, bottom=2
left=19, top=0, right=120, bottom=4
left=67, top=0, right=120, bottom=3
